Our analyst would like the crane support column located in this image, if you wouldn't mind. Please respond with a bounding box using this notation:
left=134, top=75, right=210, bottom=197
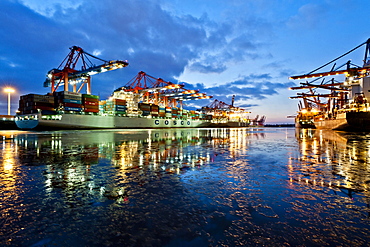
left=64, top=71, right=69, bottom=92
left=87, top=77, right=91, bottom=94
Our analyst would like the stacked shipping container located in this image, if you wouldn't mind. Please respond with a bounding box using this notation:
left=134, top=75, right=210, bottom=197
left=190, top=110, right=200, bottom=119
left=55, top=91, right=82, bottom=112
left=17, top=92, right=213, bottom=121
left=159, top=106, right=166, bottom=118
left=138, top=103, right=151, bottom=116
left=82, top=94, right=99, bottom=113
left=18, top=94, right=55, bottom=114
left=151, top=104, right=159, bottom=117
left=104, top=98, right=127, bottom=115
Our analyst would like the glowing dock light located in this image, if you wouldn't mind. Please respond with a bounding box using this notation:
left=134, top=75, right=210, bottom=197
left=4, top=87, right=15, bottom=115
left=166, top=84, right=182, bottom=89
left=3, top=87, right=15, bottom=115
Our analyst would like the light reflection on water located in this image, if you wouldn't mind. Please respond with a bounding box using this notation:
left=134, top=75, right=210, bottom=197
left=0, top=127, right=370, bottom=246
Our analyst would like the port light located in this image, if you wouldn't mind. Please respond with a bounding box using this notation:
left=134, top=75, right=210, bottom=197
left=3, top=87, right=15, bottom=115
left=311, top=108, right=319, bottom=113
left=4, top=88, right=15, bottom=94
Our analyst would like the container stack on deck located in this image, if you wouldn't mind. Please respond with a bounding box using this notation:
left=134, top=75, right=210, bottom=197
left=82, top=94, right=99, bottom=113
left=159, top=106, right=166, bottom=118
left=205, top=114, right=212, bottom=120
left=165, top=107, right=172, bottom=118
left=171, top=107, right=179, bottom=119
left=138, top=103, right=151, bottom=116
left=104, top=98, right=127, bottom=115
left=190, top=110, right=200, bottom=120
left=151, top=104, right=159, bottom=117
left=201, top=113, right=212, bottom=120
left=99, top=101, right=106, bottom=113
left=55, top=91, right=82, bottom=112
left=18, top=94, right=55, bottom=114
left=182, top=109, right=189, bottom=119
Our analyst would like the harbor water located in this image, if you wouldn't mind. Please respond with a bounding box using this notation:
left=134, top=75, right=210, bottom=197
left=1, top=127, right=370, bottom=246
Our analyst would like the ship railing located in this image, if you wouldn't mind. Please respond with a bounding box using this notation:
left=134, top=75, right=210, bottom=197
left=15, top=114, right=38, bottom=121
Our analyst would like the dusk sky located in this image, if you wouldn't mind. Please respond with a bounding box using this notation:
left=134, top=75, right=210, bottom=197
left=1, top=0, right=370, bottom=123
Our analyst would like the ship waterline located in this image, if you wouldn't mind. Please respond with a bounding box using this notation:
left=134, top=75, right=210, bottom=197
left=312, top=112, right=370, bottom=130
left=15, top=113, right=211, bottom=130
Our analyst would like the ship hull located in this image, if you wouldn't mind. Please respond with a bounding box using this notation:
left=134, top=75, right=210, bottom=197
left=15, top=114, right=211, bottom=130
left=345, top=112, right=370, bottom=130
left=295, top=119, right=316, bottom=129
left=295, top=122, right=316, bottom=128
left=313, top=112, right=370, bottom=131
left=314, top=118, right=349, bottom=130
left=209, top=121, right=250, bottom=127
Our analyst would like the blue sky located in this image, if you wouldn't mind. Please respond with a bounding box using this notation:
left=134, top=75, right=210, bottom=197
left=1, top=0, right=369, bottom=123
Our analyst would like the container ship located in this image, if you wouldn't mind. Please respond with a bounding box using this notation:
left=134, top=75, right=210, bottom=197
left=199, top=96, right=252, bottom=127
left=15, top=46, right=251, bottom=130
left=289, top=38, right=370, bottom=131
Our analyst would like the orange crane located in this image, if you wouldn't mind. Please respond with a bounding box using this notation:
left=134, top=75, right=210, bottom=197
left=44, top=46, right=129, bottom=94
left=118, top=71, right=212, bottom=108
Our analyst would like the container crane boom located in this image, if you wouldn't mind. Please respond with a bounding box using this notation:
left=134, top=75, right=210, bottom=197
left=290, top=39, right=370, bottom=80
left=119, top=71, right=212, bottom=108
left=44, top=46, right=129, bottom=94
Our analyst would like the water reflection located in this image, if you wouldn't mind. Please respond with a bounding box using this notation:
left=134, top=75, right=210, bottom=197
left=1, top=127, right=370, bottom=246
left=292, top=129, right=370, bottom=197
left=1, top=128, right=265, bottom=246
left=7, top=128, right=255, bottom=200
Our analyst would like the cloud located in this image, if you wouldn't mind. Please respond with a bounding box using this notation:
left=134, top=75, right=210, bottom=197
left=0, top=0, right=287, bottom=113
left=182, top=73, right=294, bottom=109
left=20, top=0, right=84, bottom=17
left=188, top=61, right=227, bottom=73
left=286, top=3, right=328, bottom=29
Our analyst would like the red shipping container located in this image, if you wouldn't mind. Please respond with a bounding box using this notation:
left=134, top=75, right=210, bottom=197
left=84, top=108, right=99, bottom=113
left=112, top=99, right=127, bottom=105
left=31, top=106, right=55, bottom=111
left=84, top=97, right=99, bottom=103
left=84, top=104, right=99, bottom=109
left=84, top=101, right=98, bottom=106
left=64, top=102, right=82, bottom=108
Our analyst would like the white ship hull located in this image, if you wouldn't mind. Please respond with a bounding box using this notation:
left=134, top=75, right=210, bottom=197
left=15, top=113, right=211, bottom=130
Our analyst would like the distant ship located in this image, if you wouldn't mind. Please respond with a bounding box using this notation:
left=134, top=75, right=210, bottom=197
left=290, top=38, right=370, bottom=131
left=199, top=96, right=251, bottom=127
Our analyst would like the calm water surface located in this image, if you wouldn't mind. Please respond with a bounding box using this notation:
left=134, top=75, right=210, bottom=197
left=1, top=127, right=370, bottom=246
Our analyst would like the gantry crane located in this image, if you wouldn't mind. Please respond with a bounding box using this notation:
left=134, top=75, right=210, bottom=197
left=251, top=115, right=266, bottom=126
left=289, top=38, right=370, bottom=121
left=117, top=71, right=212, bottom=108
left=290, top=38, right=370, bottom=80
left=44, top=46, right=129, bottom=94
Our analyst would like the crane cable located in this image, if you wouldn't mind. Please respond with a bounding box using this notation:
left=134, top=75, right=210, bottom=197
left=306, top=40, right=368, bottom=75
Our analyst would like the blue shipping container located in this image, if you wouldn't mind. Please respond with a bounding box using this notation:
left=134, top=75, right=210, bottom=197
left=63, top=98, right=82, bottom=104
left=64, top=107, right=82, bottom=112
left=115, top=105, right=127, bottom=110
